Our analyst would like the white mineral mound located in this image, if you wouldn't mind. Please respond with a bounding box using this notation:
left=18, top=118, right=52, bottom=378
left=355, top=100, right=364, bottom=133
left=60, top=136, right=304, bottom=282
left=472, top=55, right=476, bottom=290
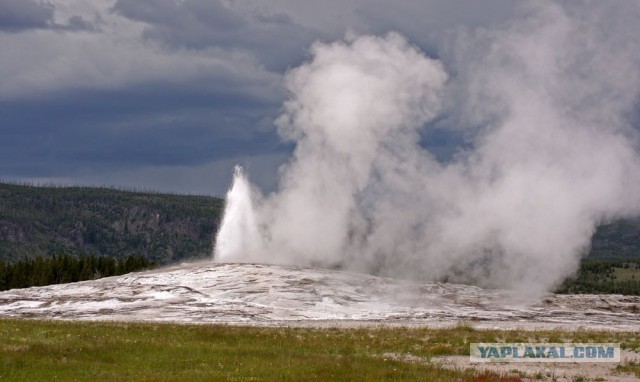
left=0, top=262, right=638, bottom=330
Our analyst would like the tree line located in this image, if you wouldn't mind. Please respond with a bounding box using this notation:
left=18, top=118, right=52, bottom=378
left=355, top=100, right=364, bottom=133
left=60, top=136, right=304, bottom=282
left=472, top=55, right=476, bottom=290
left=555, top=260, right=640, bottom=295
left=0, top=182, right=223, bottom=264
left=0, top=254, right=153, bottom=291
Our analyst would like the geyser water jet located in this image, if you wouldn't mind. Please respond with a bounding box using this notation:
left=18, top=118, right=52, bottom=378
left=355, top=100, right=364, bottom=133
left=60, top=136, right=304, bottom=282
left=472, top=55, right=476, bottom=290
left=214, top=165, right=261, bottom=262
left=214, top=2, right=640, bottom=296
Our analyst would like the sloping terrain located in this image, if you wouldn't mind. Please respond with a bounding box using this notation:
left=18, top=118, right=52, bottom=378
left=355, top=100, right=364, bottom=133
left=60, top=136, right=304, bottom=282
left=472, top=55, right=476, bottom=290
left=0, top=262, right=638, bottom=330
left=591, top=217, right=640, bottom=259
left=2, top=182, right=640, bottom=266
left=0, top=183, right=223, bottom=263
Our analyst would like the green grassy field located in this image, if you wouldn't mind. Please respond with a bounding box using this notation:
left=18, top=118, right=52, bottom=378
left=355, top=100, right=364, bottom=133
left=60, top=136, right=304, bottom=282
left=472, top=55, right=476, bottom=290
left=614, top=266, right=640, bottom=281
left=1, top=319, right=639, bottom=381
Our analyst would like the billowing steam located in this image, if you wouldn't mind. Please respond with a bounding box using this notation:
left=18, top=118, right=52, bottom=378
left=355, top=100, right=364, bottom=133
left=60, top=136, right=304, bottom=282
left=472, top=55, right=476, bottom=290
left=215, top=2, right=640, bottom=295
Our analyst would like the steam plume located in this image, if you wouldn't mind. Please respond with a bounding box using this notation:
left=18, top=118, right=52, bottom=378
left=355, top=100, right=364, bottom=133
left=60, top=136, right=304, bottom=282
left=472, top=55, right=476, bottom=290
left=215, top=2, right=640, bottom=296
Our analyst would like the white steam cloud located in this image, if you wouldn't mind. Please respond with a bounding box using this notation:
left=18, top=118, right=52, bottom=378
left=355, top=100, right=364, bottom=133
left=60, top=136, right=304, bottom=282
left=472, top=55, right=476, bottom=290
left=215, top=2, right=640, bottom=296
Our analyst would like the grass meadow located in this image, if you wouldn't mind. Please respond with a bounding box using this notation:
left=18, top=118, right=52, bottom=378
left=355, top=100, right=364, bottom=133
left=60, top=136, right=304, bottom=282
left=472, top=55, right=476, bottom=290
left=1, top=319, right=639, bottom=381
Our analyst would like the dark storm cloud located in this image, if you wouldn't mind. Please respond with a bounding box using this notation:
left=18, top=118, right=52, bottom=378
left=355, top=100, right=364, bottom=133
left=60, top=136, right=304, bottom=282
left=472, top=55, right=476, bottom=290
left=0, top=0, right=97, bottom=33
left=111, top=0, right=315, bottom=70
left=0, top=0, right=54, bottom=32
left=112, top=0, right=243, bottom=31
left=352, top=0, right=517, bottom=57
left=0, top=0, right=521, bottom=194
left=0, top=80, right=287, bottom=179
left=3, top=0, right=634, bottom=197
left=58, top=15, right=98, bottom=32
left=0, top=0, right=285, bottom=193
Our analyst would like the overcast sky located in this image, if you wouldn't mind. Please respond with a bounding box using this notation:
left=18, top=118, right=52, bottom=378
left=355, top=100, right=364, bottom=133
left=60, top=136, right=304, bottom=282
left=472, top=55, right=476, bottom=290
left=1, top=0, right=635, bottom=196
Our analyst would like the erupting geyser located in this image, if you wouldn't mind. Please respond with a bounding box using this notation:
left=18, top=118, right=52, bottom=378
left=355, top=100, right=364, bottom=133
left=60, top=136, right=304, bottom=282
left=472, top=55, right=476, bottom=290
left=214, top=165, right=261, bottom=262
left=215, top=2, right=640, bottom=296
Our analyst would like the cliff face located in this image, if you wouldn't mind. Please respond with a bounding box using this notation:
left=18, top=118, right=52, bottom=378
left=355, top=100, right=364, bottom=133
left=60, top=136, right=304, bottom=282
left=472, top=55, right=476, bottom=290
left=0, top=183, right=224, bottom=264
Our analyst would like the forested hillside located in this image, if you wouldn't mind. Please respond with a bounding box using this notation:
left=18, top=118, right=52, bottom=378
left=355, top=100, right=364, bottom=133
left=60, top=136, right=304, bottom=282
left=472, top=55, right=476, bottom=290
left=0, top=182, right=223, bottom=264
left=589, top=218, right=640, bottom=260
left=1, top=181, right=640, bottom=264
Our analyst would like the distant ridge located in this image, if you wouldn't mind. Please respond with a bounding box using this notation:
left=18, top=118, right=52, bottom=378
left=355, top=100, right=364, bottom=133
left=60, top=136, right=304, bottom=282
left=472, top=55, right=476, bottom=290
left=0, top=181, right=638, bottom=265
left=589, top=217, right=640, bottom=260
left=0, top=182, right=223, bottom=264
left=0, top=179, right=211, bottom=196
